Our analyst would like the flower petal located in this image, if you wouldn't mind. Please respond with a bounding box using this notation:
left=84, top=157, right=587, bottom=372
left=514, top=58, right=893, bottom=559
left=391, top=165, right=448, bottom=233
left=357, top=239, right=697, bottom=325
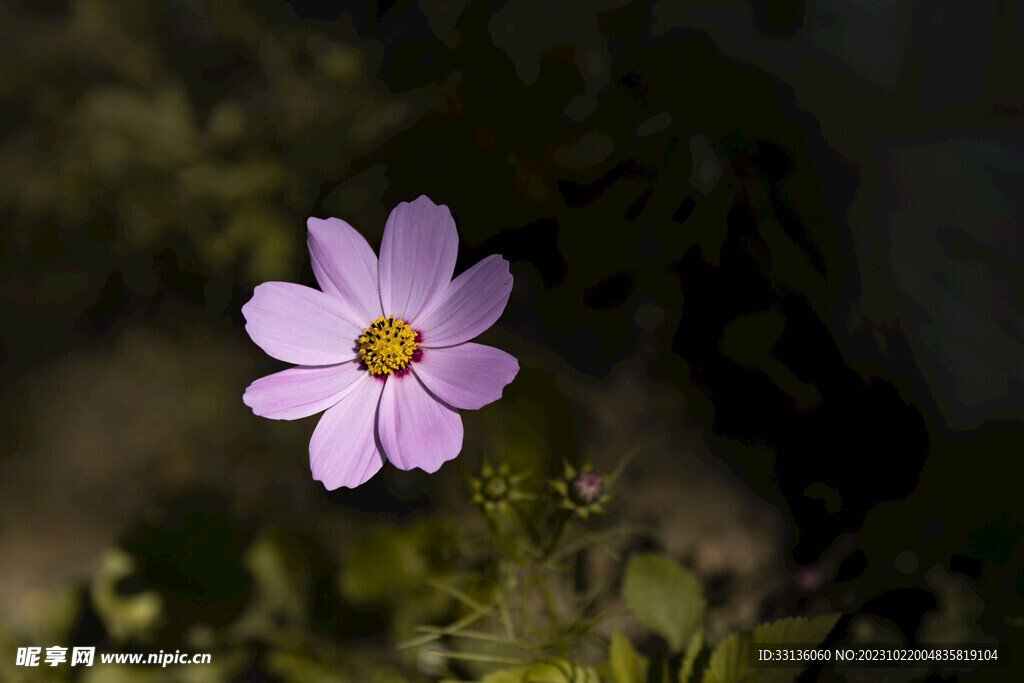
left=412, top=343, right=519, bottom=410
left=242, top=282, right=360, bottom=365
left=413, top=254, right=513, bottom=347
left=377, top=373, right=463, bottom=473
left=243, top=361, right=366, bottom=420
left=309, top=374, right=385, bottom=489
left=378, top=195, right=458, bottom=321
left=307, top=216, right=382, bottom=326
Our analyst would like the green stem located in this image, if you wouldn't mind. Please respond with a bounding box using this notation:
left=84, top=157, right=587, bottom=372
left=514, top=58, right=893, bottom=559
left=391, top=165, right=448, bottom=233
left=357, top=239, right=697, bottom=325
left=541, top=509, right=572, bottom=561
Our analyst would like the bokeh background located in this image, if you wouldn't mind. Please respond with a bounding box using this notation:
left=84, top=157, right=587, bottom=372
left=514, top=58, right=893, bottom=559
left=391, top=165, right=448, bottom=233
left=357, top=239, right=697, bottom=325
left=1, top=0, right=1023, bottom=680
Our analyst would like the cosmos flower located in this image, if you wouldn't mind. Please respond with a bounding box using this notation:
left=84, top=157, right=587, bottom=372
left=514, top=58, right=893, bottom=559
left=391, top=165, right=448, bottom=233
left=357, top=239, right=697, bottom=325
left=242, top=196, right=519, bottom=489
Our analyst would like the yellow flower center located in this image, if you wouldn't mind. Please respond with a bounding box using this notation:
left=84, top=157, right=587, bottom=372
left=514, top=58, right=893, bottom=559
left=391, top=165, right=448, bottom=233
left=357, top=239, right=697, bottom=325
left=358, top=316, right=419, bottom=376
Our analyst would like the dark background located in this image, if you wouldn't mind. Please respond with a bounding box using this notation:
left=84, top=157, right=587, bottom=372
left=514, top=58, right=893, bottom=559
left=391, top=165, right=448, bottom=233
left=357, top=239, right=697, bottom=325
left=1, top=1, right=1022, bottom=681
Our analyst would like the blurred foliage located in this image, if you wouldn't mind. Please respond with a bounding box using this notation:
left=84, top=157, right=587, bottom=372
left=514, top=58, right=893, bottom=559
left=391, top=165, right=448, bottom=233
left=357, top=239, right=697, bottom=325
left=0, top=527, right=427, bottom=682
left=91, top=549, right=164, bottom=642
left=340, top=516, right=466, bottom=653
left=609, top=629, right=647, bottom=683
left=622, top=553, right=705, bottom=653
left=387, top=458, right=841, bottom=683
left=0, top=469, right=842, bottom=683
left=700, top=615, right=839, bottom=683
left=2, top=1, right=1022, bottom=682
left=0, top=0, right=423, bottom=342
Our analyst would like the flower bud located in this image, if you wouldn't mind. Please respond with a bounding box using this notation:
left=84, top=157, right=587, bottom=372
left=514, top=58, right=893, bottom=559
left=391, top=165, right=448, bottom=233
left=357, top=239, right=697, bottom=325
left=469, top=460, right=532, bottom=516
left=571, top=472, right=603, bottom=505
left=549, top=460, right=613, bottom=520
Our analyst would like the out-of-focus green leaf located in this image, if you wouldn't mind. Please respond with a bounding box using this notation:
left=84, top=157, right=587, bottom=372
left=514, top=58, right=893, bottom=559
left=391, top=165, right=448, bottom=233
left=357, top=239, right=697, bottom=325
left=33, top=583, right=82, bottom=645
left=205, top=100, right=248, bottom=142
left=701, top=631, right=745, bottom=683
left=622, top=553, right=705, bottom=652
left=178, top=159, right=287, bottom=202
left=90, top=548, right=163, bottom=642
left=204, top=207, right=295, bottom=281
left=316, top=42, right=363, bottom=81
left=242, top=528, right=323, bottom=628
left=610, top=629, right=648, bottom=683
left=72, top=85, right=198, bottom=176
left=679, top=627, right=704, bottom=683
left=919, top=565, right=988, bottom=644
left=480, top=661, right=600, bottom=682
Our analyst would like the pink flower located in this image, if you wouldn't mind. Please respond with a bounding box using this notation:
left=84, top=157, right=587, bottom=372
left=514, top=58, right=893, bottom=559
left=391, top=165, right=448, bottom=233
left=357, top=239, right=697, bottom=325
left=242, top=196, right=518, bottom=489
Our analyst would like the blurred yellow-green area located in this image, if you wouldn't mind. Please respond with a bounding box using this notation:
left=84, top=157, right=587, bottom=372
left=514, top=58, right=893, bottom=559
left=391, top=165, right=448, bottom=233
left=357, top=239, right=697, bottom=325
left=2, top=1, right=1023, bottom=681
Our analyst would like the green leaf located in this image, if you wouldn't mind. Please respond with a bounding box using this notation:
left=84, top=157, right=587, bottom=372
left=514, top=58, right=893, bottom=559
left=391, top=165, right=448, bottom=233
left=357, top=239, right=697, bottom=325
left=679, top=627, right=704, bottom=683
left=610, top=629, right=649, bottom=683
left=702, top=614, right=840, bottom=683
left=622, top=553, right=706, bottom=652
left=90, top=548, right=163, bottom=642
left=481, top=661, right=600, bottom=683
left=750, top=615, right=840, bottom=648
left=702, top=631, right=747, bottom=683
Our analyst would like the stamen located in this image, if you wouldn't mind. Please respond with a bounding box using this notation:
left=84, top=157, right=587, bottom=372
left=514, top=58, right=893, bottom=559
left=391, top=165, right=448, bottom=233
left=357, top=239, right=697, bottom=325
left=358, top=316, right=419, bottom=376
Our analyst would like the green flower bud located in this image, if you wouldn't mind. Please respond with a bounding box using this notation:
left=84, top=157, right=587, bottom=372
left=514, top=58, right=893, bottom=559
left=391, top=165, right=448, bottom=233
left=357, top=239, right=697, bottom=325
left=469, top=460, right=532, bottom=517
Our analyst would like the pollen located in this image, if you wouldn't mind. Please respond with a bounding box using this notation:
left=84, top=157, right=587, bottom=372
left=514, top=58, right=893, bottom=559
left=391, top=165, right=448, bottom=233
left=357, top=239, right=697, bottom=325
left=358, top=316, right=419, bottom=376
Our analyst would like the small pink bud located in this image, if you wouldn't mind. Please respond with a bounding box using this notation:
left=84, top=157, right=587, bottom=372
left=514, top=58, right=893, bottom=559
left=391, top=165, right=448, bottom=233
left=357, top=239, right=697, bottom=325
left=572, top=472, right=603, bottom=504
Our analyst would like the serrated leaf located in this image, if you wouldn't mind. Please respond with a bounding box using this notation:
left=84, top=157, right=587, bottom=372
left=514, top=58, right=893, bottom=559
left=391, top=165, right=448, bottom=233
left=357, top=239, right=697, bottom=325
left=679, top=627, right=704, bottom=683
left=622, top=553, right=706, bottom=652
left=751, top=615, right=840, bottom=648
left=702, top=614, right=840, bottom=683
left=610, top=629, right=649, bottom=683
